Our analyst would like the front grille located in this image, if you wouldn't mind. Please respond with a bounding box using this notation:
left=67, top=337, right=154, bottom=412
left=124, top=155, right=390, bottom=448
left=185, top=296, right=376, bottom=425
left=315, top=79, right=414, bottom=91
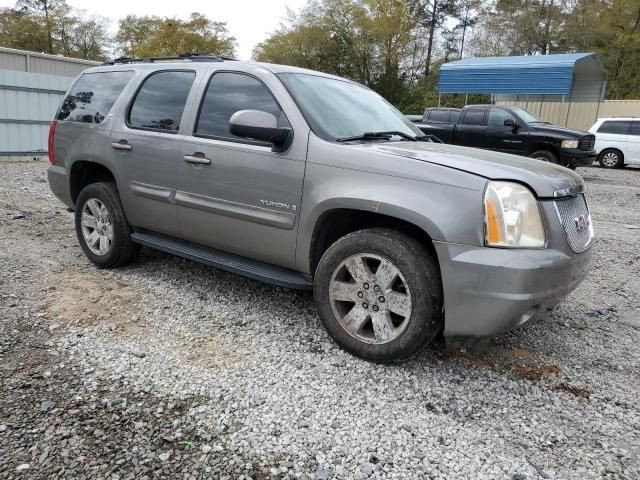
left=579, top=134, right=595, bottom=151
left=554, top=194, right=593, bottom=253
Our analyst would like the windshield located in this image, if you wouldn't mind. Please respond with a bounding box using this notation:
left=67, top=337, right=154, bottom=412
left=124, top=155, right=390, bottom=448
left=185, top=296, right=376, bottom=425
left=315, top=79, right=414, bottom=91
left=279, top=73, right=423, bottom=141
left=511, top=107, right=543, bottom=124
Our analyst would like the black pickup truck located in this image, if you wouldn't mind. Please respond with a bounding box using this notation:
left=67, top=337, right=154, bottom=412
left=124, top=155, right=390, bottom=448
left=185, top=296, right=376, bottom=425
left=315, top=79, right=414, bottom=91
left=411, top=105, right=596, bottom=169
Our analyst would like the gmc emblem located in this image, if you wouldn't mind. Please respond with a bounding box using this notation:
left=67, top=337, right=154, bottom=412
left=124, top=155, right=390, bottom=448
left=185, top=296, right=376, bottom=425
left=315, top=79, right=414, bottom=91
left=574, top=214, right=590, bottom=233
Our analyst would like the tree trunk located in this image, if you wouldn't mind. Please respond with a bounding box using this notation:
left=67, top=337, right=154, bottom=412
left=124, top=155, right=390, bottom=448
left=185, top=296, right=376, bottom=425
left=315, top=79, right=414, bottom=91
left=425, top=0, right=438, bottom=77
left=44, top=1, right=53, bottom=54
left=459, top=0, right=469, bottom=59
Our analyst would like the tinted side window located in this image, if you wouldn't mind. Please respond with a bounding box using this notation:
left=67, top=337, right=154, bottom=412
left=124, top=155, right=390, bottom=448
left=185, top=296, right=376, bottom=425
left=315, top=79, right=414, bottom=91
left=57, top=71, right=133, bottom=124
left=195, top=72, right=289, bottom=140
left=598, top=121, right=631, bottom=135
left=630, top=121, right=640, bottom=136
left=449, top=110, right=460, bottom=122
left=488, top=108, right=516, bottom=127
left=129, top=71, right=195, bottom=133
left=461, top=109, right=486, bottom=126
left=429, top=109, right=450, bottom=122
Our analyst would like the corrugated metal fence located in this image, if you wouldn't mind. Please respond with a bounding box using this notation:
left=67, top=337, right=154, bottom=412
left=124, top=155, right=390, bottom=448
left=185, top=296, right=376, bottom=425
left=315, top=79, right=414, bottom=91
left=0, top=47, right=98, bottom=156
left=0, top=70, right=74, bottom=155
left=495, top=100, right=640, bottom=131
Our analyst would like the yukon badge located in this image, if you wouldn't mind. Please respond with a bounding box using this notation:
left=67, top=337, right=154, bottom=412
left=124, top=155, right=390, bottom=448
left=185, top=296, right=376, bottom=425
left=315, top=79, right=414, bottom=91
left=260, top=199, right=297, bottom=211
left=574, top=214, right=589, bottom=233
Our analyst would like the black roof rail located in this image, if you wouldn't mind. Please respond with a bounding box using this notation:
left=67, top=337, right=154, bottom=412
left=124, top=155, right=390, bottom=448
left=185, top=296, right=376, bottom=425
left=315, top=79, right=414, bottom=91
left=101, top=52, right=236, bottom=65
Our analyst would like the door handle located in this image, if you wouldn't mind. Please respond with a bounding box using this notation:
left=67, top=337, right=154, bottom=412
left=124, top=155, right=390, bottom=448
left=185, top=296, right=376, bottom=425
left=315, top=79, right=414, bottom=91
left=183, top=153, right=211, bottom=165
left=112, top=140, right=132, bottom=151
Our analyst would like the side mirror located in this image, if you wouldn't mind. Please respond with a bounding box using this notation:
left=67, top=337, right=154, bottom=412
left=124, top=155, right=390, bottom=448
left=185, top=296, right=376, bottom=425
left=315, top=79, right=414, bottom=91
left=503, top=118, right=516, bottom=128
left=229, top=110, right=293, bottom=152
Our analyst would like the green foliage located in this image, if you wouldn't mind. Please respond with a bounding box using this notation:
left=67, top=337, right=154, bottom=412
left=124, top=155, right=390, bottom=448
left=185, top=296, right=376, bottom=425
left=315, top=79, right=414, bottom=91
left=1, top=0, right=638, bottom=105
left=1, top=0, right=110, bottom=60
left=114, top=13, right=236, bottom=58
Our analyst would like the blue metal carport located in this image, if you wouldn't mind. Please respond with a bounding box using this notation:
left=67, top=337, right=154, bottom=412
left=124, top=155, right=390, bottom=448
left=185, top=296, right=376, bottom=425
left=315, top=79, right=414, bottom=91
left=438, top=53, right=606, bottom=101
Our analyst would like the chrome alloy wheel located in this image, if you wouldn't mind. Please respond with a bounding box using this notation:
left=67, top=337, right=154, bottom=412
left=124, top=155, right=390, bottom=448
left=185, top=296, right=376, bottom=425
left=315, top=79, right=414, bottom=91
left=329, top=253, right=412, bottom=345
left=81, top=198, right=113, bottom=255
left=602, top=152, right=619, bottom=167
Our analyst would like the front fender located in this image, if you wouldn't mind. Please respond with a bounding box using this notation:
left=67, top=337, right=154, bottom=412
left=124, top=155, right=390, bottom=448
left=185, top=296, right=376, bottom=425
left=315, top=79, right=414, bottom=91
left=296, top=135, right=487, bottom=273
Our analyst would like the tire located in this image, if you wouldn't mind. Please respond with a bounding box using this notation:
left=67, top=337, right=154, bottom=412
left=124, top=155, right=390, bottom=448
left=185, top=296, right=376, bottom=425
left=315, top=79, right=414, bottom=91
left=598, top=149, right=624, bottom=169
left=313, top=228, right=443, bottom=362
left=75, top=182, right=140, bottom=268
left=530, top=150, right=559, bottom=164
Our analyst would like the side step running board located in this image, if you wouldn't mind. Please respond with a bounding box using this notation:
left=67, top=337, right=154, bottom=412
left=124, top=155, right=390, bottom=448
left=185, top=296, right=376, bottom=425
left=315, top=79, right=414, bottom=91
left=131, top=230, right=312, bottom=290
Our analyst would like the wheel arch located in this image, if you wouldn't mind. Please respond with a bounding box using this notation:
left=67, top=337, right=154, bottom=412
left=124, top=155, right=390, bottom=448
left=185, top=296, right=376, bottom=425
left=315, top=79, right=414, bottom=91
left=307, top=205, right=442, bottom=277
left=527, top=142, right=559, bottom=158
left=69, top=160, right=117, bottom=207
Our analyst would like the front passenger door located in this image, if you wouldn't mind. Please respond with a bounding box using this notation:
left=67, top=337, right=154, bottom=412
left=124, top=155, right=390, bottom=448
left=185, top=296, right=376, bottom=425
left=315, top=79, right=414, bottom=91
left=485, top=108, right=527, bottom=155
left=177, top=70, right=306, bottom=269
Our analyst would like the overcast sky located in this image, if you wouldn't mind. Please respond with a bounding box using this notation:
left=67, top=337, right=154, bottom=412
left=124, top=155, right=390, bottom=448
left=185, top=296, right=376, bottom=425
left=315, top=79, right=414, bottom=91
left=0, top=0, right=308, bottom=60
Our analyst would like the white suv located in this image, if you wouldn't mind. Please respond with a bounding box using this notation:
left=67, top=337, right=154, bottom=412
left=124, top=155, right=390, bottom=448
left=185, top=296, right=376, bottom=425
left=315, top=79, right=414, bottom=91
left=589, top=117, right=640, bottom=168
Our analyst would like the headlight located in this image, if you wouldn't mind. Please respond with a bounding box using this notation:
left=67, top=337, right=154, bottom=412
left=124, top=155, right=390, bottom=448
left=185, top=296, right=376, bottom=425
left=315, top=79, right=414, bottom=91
left=561, top=140, right=578, bottom=149
left=484, top=181, right=545, bottom=248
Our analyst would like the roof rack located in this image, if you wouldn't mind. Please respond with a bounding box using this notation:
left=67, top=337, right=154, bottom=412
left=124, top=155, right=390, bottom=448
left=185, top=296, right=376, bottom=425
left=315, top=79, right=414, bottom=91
left=101, top=52, right=236, bottom=66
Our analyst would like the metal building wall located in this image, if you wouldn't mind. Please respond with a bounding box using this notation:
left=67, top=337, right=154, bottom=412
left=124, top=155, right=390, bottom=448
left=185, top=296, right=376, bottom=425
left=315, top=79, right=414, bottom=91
left=0, top=70, right=74, bottom=155
left=0, top=48, right=98, bottom=156
left=495, top=99, right=640, bottom=131
left=0, top=47, right=98, bottom=77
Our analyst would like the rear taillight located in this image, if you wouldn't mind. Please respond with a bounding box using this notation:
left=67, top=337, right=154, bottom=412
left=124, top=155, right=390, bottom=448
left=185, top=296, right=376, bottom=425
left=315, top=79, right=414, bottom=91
left=48, top=120, right=57, bottom=165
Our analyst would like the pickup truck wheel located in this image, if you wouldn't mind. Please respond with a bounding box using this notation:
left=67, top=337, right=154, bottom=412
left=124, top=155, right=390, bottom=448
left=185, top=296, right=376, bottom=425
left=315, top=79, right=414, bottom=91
left=598, top=149, right=623, bottom=168
left=314, top=228, right=443, bottom=362
left=530, top=150, right=558, bottom=164
left=75, top=182, right=141, bottom=268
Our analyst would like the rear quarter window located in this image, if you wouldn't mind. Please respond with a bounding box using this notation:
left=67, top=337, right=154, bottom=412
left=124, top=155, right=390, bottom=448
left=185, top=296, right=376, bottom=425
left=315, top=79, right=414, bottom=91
left=598, top=120, right=631, bottom=135
left=57, top=71, right=133, bottom=124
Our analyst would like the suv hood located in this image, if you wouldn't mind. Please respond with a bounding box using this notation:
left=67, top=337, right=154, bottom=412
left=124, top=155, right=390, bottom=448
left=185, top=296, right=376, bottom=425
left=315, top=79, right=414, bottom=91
left=372, top=141, right=583, bottom=198
left=528, top=123, right=587, bottom=138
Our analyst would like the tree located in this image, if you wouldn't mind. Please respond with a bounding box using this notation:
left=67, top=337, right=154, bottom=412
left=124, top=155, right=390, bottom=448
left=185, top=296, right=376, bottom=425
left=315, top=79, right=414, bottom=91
left=18, top=0, right=65, bottom=54
left=0, top=6, right=50, bottom=52
left=114, top=13, right=236, bottom=58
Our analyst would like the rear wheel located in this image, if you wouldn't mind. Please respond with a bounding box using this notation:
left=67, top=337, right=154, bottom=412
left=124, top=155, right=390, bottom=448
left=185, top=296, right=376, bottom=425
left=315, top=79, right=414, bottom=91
left=75, top=182, right=140, bottom=268
left=598, top=149, right=624, bottom=168
left=314, top=228, right=443, bottom=362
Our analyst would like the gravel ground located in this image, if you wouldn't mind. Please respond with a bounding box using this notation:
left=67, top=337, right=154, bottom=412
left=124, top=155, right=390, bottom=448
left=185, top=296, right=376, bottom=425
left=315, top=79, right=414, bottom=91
left=0, top=158, right=639, bottom=480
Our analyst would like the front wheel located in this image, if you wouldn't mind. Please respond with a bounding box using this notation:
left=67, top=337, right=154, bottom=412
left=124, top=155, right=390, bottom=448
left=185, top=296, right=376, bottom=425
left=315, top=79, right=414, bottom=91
left=530, top=150, right=559, bottom=164
left=313, top=228, right=443, bottom=362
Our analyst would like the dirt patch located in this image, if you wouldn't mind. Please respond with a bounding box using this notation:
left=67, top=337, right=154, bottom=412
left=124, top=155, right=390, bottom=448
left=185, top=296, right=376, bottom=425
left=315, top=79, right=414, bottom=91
left=554, top=382, right=592, bottom=399
left=507, top=347, right=535, bottom=360
left=512, top=363, right=561, bottom=381
left=177, top=335, right=245, bottom=369
left=47, top=268, right=143, bottom=335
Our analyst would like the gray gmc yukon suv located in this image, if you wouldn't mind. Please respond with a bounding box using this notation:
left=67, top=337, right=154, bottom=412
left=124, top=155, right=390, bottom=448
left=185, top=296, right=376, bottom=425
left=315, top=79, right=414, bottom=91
left=47, top=56, right=594, bottom=362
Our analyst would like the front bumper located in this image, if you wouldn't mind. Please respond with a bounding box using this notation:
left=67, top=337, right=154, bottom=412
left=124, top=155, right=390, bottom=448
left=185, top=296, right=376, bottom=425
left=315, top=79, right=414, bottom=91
left=560, top=148, right=596, bottom=167
left=434, top=241, right=592, bottom=337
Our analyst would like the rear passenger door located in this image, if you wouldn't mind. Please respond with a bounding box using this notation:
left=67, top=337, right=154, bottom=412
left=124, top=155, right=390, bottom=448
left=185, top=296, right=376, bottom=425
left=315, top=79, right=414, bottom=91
left=628, top=121, right=640, bottom=164
left=455, top=108, right=487, bottom=148
left=109, top=70, right=197, bottom=237
left=176, top=69, right=307, bottom=270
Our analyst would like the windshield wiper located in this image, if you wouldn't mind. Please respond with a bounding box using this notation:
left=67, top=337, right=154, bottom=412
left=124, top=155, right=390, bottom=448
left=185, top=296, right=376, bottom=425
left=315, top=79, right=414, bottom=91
left=336, top=131, right=417, bottom=142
